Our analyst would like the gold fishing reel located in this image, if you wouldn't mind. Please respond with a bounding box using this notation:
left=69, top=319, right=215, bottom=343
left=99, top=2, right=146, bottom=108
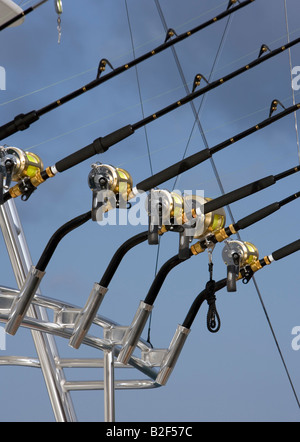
left=88, top=163, right=133, bottom=220
left=222, top=240, right=259, bottom=291
left=183, top=194, right=226, bottom=240
left=146, top=189, right=186, bottom=227
left=0, top=146, right=43, bottom=183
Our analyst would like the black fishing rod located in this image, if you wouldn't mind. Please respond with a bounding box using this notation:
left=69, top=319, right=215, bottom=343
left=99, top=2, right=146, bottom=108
left=149, top=189, right=300, bottom=302
left=184, top=237, right=300, bottom=329
left=192, top=190, right=300, bottom=256
left=2, top=96, right=300, bottom=206
left=5, top=210, right=91, bottom=336
left=0, top=0, right=254, bottom=140
left=0, top=0, right=49, bottom=32
left=116, top=191, right=300, bottom=364
left=69, top=230, right=150, bottom=349
left=154, top=236, right=300, bottom=386
left=6, top=178, right=299, bottom=337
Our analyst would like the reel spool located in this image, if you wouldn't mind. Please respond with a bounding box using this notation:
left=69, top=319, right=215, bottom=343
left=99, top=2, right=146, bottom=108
left=183, top=195, right=226, bottom=240
left=146, top=189, right=186, bottom=245
left=88, top=163, right=133, bottom=221
left=222, top=240, right=259, bottom=292
left=0, top=146, right=43, bottom=186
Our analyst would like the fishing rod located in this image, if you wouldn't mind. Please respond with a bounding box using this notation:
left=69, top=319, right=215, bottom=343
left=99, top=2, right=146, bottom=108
left=0, top=0, right=49, bottom=32
left=68, top=195, right=225, bottom=349
left=80, top=160, right=300, bottom=260
left=155, top=236, right=300, bottom=386
left=5, top=210, right=91, bottom=336
left=116, top=190, right=300, bottom=364
left=0, top=0, right=254, bottom=140
left=6, top=163, right=300, bottom=336
left=2, top=96, right=300, bottom=208
left=69, top=230, right=150, bottom=349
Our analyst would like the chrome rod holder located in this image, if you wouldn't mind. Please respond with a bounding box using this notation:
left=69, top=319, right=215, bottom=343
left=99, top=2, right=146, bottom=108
left=155, top=324, right=190, bottom=386
left=69, top=283, right=108, bottom=349
left=5, top=265, right=45, bottom=336
left=117, top=301, right=153, bottom=364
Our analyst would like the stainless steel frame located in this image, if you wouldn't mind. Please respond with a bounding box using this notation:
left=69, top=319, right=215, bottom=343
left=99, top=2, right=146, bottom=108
left=0, top=200, right=189, bottom=422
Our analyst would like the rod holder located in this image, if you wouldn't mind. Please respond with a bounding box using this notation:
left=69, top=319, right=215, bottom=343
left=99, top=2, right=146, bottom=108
left=117, top=301, right=153, bottom=364
left=69, top=283, right=108, bottom=349
left=5, top=266, right=45, bottom=335
left=155, top=324, right=190, bottom=386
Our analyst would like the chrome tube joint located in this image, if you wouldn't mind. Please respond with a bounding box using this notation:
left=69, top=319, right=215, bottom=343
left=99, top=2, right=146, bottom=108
left=155, top=324, right=190, bottom=386
left=5, top=265, right=45, bottom=336
left=117, top=301, right=153, bottom=364
left=69, top=283, right=108, bottom=349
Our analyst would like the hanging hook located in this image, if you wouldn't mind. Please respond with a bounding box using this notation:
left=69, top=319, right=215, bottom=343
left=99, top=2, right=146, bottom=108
left=269, top=99, right=286, bottom=118
left=192, top=73, right=209, bottom=92
left=96, top=58, right=114, bottom=79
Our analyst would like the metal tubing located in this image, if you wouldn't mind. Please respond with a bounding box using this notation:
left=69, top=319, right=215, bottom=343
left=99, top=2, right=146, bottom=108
left=69, top=283, right=108, bottom=349
left=155, top=324, right=190, bottom=386
left=104, top=350, right=115, bottom=422
left=117, top=301, right=153, bottom=364
left=5, top=265, right=45, bottom=335
left=63, top=379, right=158, bottom=391
left=0, top=199, right=77, bottom=422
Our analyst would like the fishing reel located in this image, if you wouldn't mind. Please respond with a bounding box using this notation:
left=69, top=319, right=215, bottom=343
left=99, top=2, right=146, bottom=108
left=88, top=162, right=133, bottom=221
left=146, top=190, right=226, bottom=259
left=0, top=146, right=43, bottom=201
left=183, top=195, right=226, bottom=240
left=146, top=189, right=193, bottom=258
left=222, top=240, right=259, bottom=292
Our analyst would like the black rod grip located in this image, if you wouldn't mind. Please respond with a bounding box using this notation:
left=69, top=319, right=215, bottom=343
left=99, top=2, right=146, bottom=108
left=55, top=125, right=134, bottom=173
left=271, top=239, right=300, bottom=262
left=204, top=175, right=276, bottom=214
left=136, top=149, right=211, bottom=192
left=234, top=202, right=280, bottom=231
left=0, top=112, right=39, bottom=141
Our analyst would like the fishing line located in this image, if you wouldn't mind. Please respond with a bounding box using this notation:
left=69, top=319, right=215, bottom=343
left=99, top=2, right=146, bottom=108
left=124, top=0, right=153, bottom=176
left=153, top=1, right=299, bottom=404
left=3, top=18, right=300, bottom=113
left=0, top=0, right=255, bottom=141
left=125, top=0, right=156, bottom=347
left=151, top=0, right=232, bottom=346
left=0, top=1, right=233, bottom=108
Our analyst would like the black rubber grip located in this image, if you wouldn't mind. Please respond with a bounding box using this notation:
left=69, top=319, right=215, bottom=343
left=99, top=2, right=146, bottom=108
left=0, top=111, right=39, bottom=141
left=55, top=125, right=134, bottom=173
left=271, top=239, right=300, bottom=261
left=137, top=149, right=211, bottom=192
left=234, top=202, right=280, bottom=231
left=204, top=175, right=276, bottom=214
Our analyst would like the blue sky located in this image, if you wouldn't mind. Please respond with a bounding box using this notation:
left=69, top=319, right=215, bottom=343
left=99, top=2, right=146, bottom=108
left=0, top=0, right=299, bottom=422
